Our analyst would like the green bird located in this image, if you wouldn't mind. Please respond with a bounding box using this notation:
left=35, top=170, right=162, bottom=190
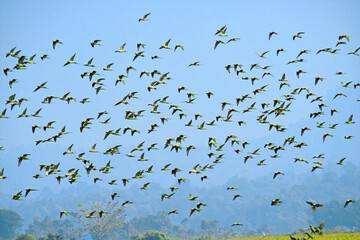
left=33, top=174, right=42, bottom=179
left=90, top=40, right=101, bottom=47
left=25, top=188, right=37, bottom=197
left=137, top=42, right=146, bottom=51
left=138, top=153, right=148, bottom=162
left=122, top=201, right=133, bottom=206
left=108, top=180, right=117, bottom=185
left=126, top=66, right=136, bottom=75
left=13, top=191, right=22, bottom=200
left=6, top=47, right=17, bottom=57
left=133, top=51, right=145, bottom=61
left=178, top=178, right=186, bottom=185
left=257, top=50, right=269, bottom=58
left=190, top=207, right=200, bottom=216
left=161, top=164, right=171, bottom=171
left=339, top=34, right=350, bottom=42
left=18, top=154, right=30, bottom=166
left=271, top=199, right=283, bottom=206
left=160, top=38, right=171, bottom=49
left=344, top=199, right=356, bottom=208
left=4, top=68, right=12, bottom=76
left=232, top=223, right=243, bottom=227
left=227, top=37, right=240, bottom=43
left=33, top=81, right=48, bottom=92
left=0, top=168, right=7, bottom=179
left=337, top=157, right=346, bottom=165
left=257, top=159, right=267, bottom=166
left=306, top=201, right=323, bottom=211
left=89, top=144, right=98, bottom=153
left=63, top=144, right=74, bottom=155
left=186, top=145, right=196, bottom=156
left=60, top=211, right=68, bottom=218
left=323, top=133, right=333, bottom=142
left=98, top=210, right=107, bottom=218
left=32, top=125, right=41, bottom=133
left=40, top=54, right=50, bottom=60
left=84, top=57, right=95, bottom=67
left=122, top=178, right=130, bottom=186
left=273, top=171, right=284, bottom=179
left=9, top=79, right=18, bottom=89
left=103, top=63, right=114, bottom=71
left=174, top=44, right=184, bottom=51
left=293, top=32, right=305, bottom=40
left=296, top=69, right=307, bottom=78
left=345, top=114, right=355, bottom=124
left=268, top=31, right=278, bottom=40
left=161, top=193, right=175, bottom=201
left=233, top=194, right=242, bottom=200
left=115, top=43, right=127, bottom=53
left=189, top=194, right=198, bottom=201
left=52, top=39, right=63, bottom=49
left=214, top=39, right=225, bottom=49
left=64, top=54, right=77, bottom=66
left=168, top=210, right=179, bottom=215
left=31, top=108, right=42, bottom=117
left=312, top=165, right=322, bottom=172
left=313, top=154, right=325, bottom=159
left=197, top=122, right=205, bottom=130
left=214, top=25, right=227, bottom=35
left=24, top=54, right=36, bottom=64
left=43, top=121, right=56, bottom=131
left=138, top=12, right=151, bottom=22
left=86, top=211, right=96, bottom=218
left=140, top=182, right=150, bottom=190
left=188, top=61, right=200, bottom=67
left=276, top=48, right=286, bottom=56
left=145, top=165, right=154, bottom=173
left=347, top=47, right=360, bottom=56
left=94, top=177, right=102, bottom=183
left=79, top=98, right=90, bottom=104
left=111, top=192, right=120, bottom=200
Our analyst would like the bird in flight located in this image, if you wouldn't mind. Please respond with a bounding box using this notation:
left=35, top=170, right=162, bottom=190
left=64, top=54, right=77, bottom=66
left=139, top=13, right=151, bottom=22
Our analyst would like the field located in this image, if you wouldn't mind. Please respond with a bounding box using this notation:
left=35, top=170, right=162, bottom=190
left=234, top=233, right=360, bottom=240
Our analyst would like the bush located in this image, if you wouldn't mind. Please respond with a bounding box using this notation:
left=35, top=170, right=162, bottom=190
left=132, top=230, right=168, bottom=240
left=15, top=233, right=36, bottom=240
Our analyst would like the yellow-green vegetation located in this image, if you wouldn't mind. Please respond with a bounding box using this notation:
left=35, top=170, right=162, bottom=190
left=233, top=233, right=360, bottom=240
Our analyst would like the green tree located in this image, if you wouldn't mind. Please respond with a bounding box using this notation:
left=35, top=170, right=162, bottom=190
left=132, top=230, right=168, bottom=240
left=181, top=218, right=189, bottom=231
left=71, top=201, right=126, bottom=240
left=26, top=216, right=76, bottom=240
left=39, top=233, right=63, bottom=240
left=119, top=211, right=180, bottom=239
left=200, top=219, right=219, bottom=236
left=26, top=216, right=53, bottom=239
left=0, top=209, right=23, bottom=240
left=15, top=233, right=36, bottom=240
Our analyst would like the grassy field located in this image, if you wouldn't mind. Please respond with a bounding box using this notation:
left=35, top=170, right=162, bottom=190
left=234, top=233, right=360, bottom=240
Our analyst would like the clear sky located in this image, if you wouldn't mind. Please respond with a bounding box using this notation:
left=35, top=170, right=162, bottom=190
left=0, top=0, right=360, bottom=227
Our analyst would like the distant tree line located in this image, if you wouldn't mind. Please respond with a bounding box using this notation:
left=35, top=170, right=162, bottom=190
left=1, top=198, right=359, bottom=240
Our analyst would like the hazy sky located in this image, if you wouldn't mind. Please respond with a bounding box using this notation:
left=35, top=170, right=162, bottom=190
left=0, top=0, right=359, bottom=220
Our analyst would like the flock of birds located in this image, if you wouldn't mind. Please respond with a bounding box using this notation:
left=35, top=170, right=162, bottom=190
left=1, top=12, right=359, bottom=234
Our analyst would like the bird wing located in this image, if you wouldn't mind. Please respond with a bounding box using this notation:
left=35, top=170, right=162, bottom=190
left=70, top=54, right=76, bottom=61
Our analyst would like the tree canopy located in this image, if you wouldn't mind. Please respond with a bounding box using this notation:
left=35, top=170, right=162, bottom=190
left=0, top=209, right=23, bottom=240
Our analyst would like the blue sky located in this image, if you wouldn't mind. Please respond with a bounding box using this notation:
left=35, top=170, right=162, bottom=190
left=0, top=0, right=360, bottom=221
